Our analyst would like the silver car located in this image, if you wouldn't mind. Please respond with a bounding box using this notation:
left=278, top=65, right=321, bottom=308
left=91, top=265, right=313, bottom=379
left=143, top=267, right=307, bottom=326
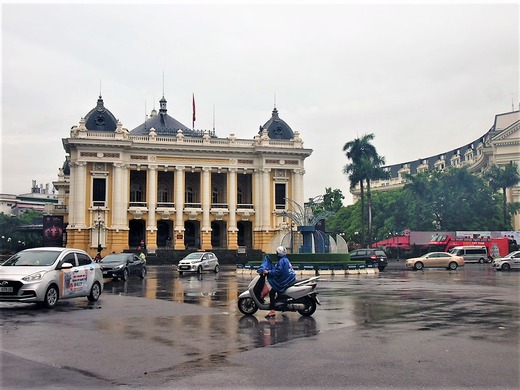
left=177, top=252, right=220, bottom=275
left=492, top=251, right=520, bottom=271
left=0, top=247, right=103, bottom=308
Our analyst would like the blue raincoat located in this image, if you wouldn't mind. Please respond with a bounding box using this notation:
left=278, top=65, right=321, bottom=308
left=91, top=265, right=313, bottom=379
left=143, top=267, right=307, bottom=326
left=258, top=254, right=296, bottom=292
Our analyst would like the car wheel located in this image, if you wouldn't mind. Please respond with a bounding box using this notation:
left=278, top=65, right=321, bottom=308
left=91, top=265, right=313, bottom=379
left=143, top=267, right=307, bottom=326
left=139, top=266, right=146, bottom=278
left=478, top=258, right=485, bottom=264
left=238, top=297, right=258, bottom=315
left=414, top=262, right=424, bottom=270
left=378, top=267, right=386, bottom=272
left=88, top=282, right=102, bottom=302
left=214, top=265, right=220, bottom=273
left=40, top=284, right=59, bottom=309
left=501, top=263, right=511, bottom=271
left=122, top=268, right=129, bottom=281
left=197, top=266, right=203, bottom=274
left=447, top=261, right=458, bottom=270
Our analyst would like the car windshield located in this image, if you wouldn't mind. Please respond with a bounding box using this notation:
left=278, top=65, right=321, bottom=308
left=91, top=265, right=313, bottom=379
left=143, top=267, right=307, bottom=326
left=1, top=250, right=60, bottom=266
left=183, top=253, right=203, bottom=260
left=100, top=254, right=128, bottom=263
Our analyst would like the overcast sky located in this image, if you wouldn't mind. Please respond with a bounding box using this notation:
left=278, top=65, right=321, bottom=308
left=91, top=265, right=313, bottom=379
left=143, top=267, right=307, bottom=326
left=1, top=1, right=518, bottom=205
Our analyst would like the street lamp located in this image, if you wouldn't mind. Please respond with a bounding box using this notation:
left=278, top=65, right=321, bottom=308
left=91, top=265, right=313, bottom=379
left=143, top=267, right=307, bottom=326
left=96, top=207, right=103, bottom=252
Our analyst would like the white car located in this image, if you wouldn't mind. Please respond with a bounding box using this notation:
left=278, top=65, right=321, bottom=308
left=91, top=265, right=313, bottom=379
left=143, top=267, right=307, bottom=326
left=492, top=251, right=520, bottom=271
left=177, top=252, right=220, bottom=275
left=0, top=247, right=103, bottom=308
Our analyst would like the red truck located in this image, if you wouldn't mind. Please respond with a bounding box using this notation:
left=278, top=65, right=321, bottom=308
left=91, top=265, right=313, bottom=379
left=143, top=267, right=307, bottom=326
left=427, top=234, right=511, bottom=259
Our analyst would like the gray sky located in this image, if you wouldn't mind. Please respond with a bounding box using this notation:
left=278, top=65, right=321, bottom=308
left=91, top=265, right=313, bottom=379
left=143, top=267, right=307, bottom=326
left=1, top=1, right=518, bottom=204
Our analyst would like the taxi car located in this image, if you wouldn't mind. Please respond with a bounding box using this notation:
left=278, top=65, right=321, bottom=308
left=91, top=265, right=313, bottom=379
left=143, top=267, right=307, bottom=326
left=405, top=252, right=465, bottom=270
left=492, top=251, right=520, bottom=271
left=177, top=252, right=220, bottom=275
left=0, top=247, right=103, bottom=308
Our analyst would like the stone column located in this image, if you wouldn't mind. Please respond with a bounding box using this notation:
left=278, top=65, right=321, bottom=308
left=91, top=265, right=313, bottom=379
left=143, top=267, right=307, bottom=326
left=228, top=168, right=238, bottom=249
left=174, top=166, right=185, bottom=250
left=262, top=168, right=271, bottom=230
left=253, top=169, right=261, bottom=231
left=112, top=163, right=125, bottom=228
left=146, top=165, right=158, bottom=252
left=75, top=161, right=87, bottom=228
left=201, top=167, right=211, bottom=250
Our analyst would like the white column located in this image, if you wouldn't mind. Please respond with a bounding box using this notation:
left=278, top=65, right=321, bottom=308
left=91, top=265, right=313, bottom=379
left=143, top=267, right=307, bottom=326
left=174, top=166, right=185, bottom=231
left=262, top=168, right=271, bottom=230
left=112, top=163, right=124, bottom=228
left=75, top=161, right=87, bottom=228
left=68, top=162, right=77, bottom=226
left=202, top=167, right=211, bottom=231
left=253, top=169, right=261, bottom=230
left=228, top=168, right=237, bottom=230
left=147, top=165, right=157, bottom=231
left=292, top=168, right=304, bottom=209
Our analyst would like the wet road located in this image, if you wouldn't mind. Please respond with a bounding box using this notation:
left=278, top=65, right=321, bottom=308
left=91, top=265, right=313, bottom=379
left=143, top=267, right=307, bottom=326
left=1, top=261, right=519, bottom=389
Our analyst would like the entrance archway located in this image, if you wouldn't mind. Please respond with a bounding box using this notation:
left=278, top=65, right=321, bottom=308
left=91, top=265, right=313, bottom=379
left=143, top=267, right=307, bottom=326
left=128, top=219, right=145, bottom=248
left=184, top=221, right=200, bottom=250
left=237, top=221, right=253, bottom=248
left=211, top=221, right=227, bottom=249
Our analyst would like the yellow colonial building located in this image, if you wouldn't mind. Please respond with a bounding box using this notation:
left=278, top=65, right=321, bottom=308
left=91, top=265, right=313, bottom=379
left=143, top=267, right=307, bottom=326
left=49, top=95, right=312, bottom=256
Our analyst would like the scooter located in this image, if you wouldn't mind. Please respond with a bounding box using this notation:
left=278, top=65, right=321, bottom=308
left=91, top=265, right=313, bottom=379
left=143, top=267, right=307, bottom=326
left=238, top=274, right=320, bottom=316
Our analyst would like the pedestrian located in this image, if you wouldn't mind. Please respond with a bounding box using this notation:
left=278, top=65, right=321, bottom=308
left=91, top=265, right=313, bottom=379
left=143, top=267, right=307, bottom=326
left=94, top=252, right=102, bottom=262
left=261, top=246, right=296, bottom=318
left=139, top=251, right=147, bottom=263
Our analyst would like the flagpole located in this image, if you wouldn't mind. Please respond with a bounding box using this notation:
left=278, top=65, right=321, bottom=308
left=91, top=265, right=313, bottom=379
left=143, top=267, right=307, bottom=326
left=192, top=93, right=196, bottom=130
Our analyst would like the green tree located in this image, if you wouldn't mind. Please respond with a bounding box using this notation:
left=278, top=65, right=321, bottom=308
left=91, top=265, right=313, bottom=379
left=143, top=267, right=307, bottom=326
left=342, top=133, right=380, bottom=246
left=484, top=163, right=520, bottom=228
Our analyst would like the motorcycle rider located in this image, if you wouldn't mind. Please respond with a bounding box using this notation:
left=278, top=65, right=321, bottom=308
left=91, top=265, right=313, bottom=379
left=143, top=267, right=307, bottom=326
left=261, top=246, right=296, bottom=318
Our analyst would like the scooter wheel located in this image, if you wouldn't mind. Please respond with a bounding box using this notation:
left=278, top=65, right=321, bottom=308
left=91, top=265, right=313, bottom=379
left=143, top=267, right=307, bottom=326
left=238, top=297, right=258, bottom=315
left=298, top=297, right=317, bottom=316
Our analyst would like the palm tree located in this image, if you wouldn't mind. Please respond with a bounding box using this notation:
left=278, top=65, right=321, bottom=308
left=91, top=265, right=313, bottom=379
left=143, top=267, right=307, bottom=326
left=485, top=162, right=520, bottom=228
left=362, top=154, right=389, bottom=245
left=342, top=133, right=381, bottom=246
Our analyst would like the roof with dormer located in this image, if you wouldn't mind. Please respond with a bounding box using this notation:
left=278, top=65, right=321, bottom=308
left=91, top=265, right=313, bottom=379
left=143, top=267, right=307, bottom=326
left=130, top=96, right=197, bottom=136
left=84, top=95, right=118, bottom=131
left=259, top=107, right=294, bottom=140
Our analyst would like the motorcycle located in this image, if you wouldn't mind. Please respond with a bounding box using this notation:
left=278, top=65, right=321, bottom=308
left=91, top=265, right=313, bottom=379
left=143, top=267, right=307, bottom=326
left=238, top=273, right=320, bottom=316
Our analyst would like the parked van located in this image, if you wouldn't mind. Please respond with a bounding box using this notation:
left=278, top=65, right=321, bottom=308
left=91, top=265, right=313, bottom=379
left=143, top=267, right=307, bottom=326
left=449, top=246, right=490, bottom=263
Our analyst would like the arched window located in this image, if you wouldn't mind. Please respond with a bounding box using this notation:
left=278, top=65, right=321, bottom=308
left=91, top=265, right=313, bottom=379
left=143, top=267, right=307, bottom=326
left=130, top=183, right=143, bottom=203
left=186, top=186, right=194, bottom=203
left=212, top=186, right=219, bottom=203
left=237, top=186, right=243, bottom=204
left=158, top=183, right=169, bottom=203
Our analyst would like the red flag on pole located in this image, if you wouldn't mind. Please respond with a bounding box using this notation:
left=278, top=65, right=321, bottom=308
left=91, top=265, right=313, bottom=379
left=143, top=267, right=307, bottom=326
left=192, top=93, right=196, bottom=129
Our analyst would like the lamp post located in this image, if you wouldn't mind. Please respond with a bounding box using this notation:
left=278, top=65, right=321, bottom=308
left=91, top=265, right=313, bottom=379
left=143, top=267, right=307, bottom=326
left=96, top=207, right=103, bottom=252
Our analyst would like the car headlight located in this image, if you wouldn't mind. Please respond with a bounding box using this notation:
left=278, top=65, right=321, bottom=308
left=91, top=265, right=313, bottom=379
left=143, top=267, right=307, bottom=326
left=22, top=271, right=46, bottom=282
left=115, top=264, right=124, bottom=270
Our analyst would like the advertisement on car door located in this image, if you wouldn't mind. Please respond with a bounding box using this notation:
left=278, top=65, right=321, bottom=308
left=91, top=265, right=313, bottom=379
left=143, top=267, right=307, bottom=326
left=61, top=268, right=93, bottom=297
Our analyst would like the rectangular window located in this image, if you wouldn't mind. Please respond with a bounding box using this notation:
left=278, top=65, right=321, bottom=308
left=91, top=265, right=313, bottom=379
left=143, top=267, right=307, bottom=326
left=92, top=178, right=106, bottom=207
left=275, top=183, right=286, bottom=209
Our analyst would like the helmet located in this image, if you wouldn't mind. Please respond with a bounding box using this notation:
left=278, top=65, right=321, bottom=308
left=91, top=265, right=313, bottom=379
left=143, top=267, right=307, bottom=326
left=276, top=246, right=287, bottom=256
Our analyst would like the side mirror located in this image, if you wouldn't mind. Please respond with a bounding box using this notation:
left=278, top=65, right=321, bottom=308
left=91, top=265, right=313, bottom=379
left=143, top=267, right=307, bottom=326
left=61, top=262, right=73, bottom=269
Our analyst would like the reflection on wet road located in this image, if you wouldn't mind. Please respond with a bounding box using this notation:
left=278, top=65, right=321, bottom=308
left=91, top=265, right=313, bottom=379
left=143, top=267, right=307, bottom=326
left=1, top=262, right=518, bottom=388
left=100, top=263, right=519, bottom=348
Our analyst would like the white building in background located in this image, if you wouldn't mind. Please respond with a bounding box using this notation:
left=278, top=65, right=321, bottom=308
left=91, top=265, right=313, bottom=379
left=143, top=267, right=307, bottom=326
left=1, top=181, right=58, bottom=217
left=352, top=108, right=520, bottom=230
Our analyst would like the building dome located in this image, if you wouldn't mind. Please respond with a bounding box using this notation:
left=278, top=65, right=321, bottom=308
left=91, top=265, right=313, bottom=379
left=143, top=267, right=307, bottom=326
left=130, top=95, right=194, bottom=136
left=260, top=107, right=294, bottom=140
left=84, top=95, right=118, bottom=131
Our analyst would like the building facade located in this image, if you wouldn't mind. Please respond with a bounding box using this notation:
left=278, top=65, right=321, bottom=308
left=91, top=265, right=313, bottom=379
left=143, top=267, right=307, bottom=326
left=352, top=109, right=520, bottom=230
left=47, top=95, right=312, bottom=256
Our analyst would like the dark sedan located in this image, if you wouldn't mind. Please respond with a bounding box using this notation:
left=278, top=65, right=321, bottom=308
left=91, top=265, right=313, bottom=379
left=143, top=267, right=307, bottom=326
left=349, top=248, right=388, bottom=271
left=99, top=253, right=146, bottom=281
